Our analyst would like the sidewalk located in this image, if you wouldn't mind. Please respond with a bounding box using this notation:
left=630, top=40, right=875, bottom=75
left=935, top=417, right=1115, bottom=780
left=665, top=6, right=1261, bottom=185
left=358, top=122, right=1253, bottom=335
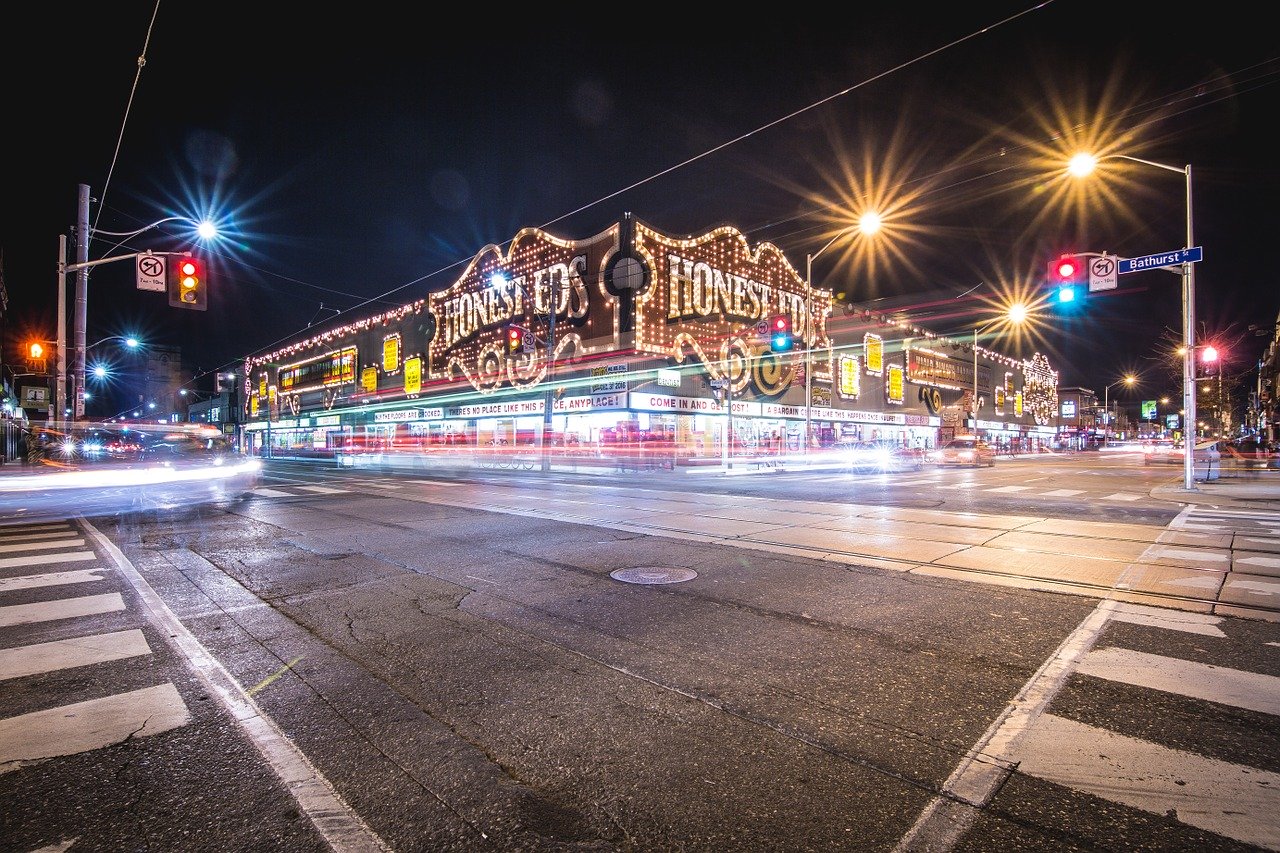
left=1152, top=471, right=1280, bottom=508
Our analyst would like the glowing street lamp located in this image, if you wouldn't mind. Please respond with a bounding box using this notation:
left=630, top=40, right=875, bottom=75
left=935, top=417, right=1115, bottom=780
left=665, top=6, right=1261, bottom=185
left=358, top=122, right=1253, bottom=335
left=804, top=212, right=882, bottom=454
left=969, top=304, right=1029, bottom=435
left=1068, top=152, right=1197, bottom=489
left=1102, top=375, right=1137, bottom=442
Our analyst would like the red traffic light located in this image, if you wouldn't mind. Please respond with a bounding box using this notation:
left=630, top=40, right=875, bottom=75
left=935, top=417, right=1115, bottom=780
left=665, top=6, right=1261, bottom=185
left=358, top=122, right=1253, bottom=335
left=168, top=254, right=207, bottom=311
left=506, top=325, right=524, bottom=353
left=769, top=315, right=793, bottom=353
left=1049, top=255, right=1081, bottom=282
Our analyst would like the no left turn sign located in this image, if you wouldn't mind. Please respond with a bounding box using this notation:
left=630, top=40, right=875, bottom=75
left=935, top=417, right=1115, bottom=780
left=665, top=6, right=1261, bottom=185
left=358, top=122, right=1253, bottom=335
left=1088, top=255, right=1117, bottom=292
left=136, top=254, right=167, bottom=292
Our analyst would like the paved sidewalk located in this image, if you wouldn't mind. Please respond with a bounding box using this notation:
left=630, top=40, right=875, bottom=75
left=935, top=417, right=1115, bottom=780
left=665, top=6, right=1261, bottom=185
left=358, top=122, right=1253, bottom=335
left=1151, top=471, right=1280, bottom=508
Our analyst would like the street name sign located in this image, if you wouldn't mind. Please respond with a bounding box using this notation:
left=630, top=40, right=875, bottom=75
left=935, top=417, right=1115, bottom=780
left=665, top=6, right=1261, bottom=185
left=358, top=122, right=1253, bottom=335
left=1118, top=246, right=1202, bottom=275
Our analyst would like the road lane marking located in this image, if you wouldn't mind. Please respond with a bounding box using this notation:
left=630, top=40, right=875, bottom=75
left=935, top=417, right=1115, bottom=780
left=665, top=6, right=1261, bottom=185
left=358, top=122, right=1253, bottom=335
left=0, top=593, right=125, bottom=627
left=0, top=629, right=152, bottom=680
left=985, top=486, right=1031, bottom=493
left=1009, top=713, right=1280, bottom=851
left=894, top=601, right=1120, bottom=852
left=0, top=551, right=97, bottom=570
left=1101, top=493, right=1142, bottom=501
left=251, top=487, right=293, bottom=497
left=0, top=538, right=85, bottom=553
left=0, top=683, right=189, bottom=773
left=0, top=568, right=108, bottom=592
left=1109, top=603, right=1226, bottom=637
left=296, top=485, right=348, bottom=494
left=0, top=530, right=79, bottom=542
left=1040, top=489, right=1084, bottom=496
left=1077, top=647, right=1280, bottom=715
left=82, top=520, right=391, bottom=853
left=0, top=522, right=72, bottom=532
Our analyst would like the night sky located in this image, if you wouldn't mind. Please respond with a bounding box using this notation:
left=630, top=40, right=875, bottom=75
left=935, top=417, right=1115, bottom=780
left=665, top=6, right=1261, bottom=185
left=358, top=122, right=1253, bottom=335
left=4, top=2, right=1278, bottom=416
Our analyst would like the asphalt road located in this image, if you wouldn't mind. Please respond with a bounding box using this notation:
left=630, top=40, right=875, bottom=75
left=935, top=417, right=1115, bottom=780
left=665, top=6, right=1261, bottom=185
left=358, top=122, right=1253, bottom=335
left=2, top=453, right=1277, bottom=851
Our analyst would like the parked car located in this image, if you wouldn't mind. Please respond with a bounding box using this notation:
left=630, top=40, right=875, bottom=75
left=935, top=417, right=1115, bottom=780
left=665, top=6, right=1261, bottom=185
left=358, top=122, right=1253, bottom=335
left=835, top=440, right=924, bottom=473
left=929, top=435, right=996, bottom=467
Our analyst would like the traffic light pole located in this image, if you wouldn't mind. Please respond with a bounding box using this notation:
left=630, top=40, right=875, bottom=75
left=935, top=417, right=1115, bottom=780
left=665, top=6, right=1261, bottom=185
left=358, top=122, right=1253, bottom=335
left=55, top=235, right=68, bottom=426
left=73, top=184, right=89, bottom=420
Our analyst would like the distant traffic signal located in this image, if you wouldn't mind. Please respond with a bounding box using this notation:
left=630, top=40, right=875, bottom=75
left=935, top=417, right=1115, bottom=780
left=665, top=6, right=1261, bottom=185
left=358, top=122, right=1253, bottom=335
left=506, top=324, right=525, bottom=354
left=168, top=255, right=207, bottom=311
left=769, top=315, right=793, bottom=353
left=1048, top=254, right=1084, bottom=304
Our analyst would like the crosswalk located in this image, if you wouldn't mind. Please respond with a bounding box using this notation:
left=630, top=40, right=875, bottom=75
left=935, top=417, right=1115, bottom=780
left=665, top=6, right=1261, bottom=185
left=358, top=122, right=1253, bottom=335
left=0, top=520, right=191, bottom=774
left=1003, top=602, right=1280, bottom=849
left=250, top=477, right=459, bottom=500
left=251, top=475, right=1150, bottom=503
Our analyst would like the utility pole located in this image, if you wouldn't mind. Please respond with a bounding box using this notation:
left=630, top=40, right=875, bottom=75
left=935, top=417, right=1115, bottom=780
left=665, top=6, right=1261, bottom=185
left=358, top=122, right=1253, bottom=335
left=55, top=235, right=68, bottom=425
left=73, top=184, right=90, bottom=421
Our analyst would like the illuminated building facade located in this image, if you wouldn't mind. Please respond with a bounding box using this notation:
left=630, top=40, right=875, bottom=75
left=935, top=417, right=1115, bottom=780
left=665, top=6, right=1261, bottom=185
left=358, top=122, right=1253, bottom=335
left=242, top=214, right=1059, bottom=461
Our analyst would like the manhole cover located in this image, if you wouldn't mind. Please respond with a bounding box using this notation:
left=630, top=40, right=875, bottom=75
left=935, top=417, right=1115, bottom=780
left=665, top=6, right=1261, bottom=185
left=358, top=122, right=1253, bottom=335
left=610, top=567, right=698, bottom=585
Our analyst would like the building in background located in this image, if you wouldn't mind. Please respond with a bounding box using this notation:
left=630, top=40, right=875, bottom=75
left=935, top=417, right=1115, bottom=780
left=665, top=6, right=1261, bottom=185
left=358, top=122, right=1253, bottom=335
left=241, top=215, right=1060, bottom=464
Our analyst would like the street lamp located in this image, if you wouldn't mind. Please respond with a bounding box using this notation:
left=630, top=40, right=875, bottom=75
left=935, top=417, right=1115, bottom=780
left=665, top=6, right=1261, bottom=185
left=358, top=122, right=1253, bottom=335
left=58, top=183, right=220, bottom=424
left=969, top=304, right=1028, bottom=436
left=1068, top=153, right=1197, bottom=490
left=1102, top=375, right=1137, bottom=443
left=88, top=334, right=140, bottom=352
left=804, top=212, right=882, bottom=454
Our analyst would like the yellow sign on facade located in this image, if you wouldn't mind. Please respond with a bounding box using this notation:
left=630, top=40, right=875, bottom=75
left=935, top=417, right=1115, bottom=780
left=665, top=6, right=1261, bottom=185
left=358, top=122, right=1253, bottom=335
left=865, top=334, right=883, bottom=375
left=838, top=355, right=860, bottom=399
left=886, top=364, right=904, bottom=404
left=383, top=336, right=400, bottom=372
left=404, top=357, right=421, bottom=395
left=362, top=367, right=377, bottom=393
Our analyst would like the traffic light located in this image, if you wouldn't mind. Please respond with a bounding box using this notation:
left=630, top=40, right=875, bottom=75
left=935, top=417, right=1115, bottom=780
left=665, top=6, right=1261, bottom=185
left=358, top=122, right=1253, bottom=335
left=168, top=255, right=207, bottom=311
left=769, top=315, right=793, bottom=353
left=506, top=324, right=525, bottom=354
left=25, top=342, right=49, bottom=374
left=1048, top=254, right=1084, bottom=304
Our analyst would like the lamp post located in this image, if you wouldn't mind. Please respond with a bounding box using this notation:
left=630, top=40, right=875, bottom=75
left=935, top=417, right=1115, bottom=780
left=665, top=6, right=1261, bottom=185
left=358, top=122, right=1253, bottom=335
left=804, top=214, right=881, bottom=455
left=968, top=305, right=1027, bottom=437
left=1068, top=154, right=1196, bottom=490
left=1102, top=375, right=1137, bottom=443
left=58, top=183, right=218, bottom=423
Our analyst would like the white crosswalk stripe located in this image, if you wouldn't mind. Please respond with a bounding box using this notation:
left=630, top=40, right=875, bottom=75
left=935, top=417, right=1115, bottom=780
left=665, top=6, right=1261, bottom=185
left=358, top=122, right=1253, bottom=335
left=0, top=522, right=190, bottom=772
left=1002, top=602, right=1280, bottom=850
